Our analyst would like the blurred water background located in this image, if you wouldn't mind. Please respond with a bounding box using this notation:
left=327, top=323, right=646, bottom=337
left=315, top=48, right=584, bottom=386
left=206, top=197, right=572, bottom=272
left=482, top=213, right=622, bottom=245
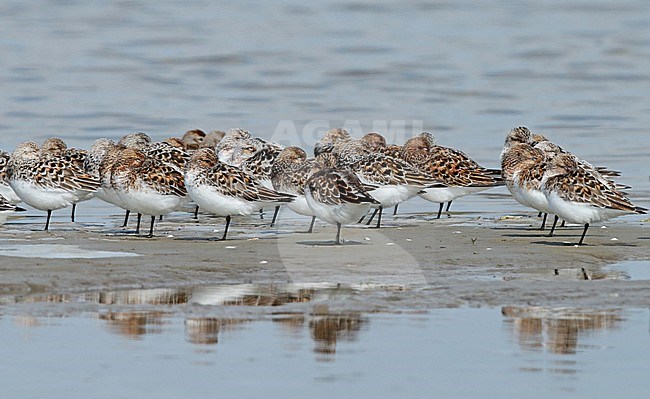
left=1, top=0, right=648, bottom=191
left=2, top=2, right=650, bottom=397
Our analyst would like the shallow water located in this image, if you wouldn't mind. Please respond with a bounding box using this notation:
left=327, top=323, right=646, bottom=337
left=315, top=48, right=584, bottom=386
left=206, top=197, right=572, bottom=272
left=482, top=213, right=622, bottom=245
left=1, top=0, right=649, bottom=194
left=1, top=2, right=650, bottom=397
left=0, top=243, right=140, bottom=258
left=0, top=300, right=648, bottom=399
left=602, top=259, right=650, bottom=280
left=2, top=0, right=649, bottom=222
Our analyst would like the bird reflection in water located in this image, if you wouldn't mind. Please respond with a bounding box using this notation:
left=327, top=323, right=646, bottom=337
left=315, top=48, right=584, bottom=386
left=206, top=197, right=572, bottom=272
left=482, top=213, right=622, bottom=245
left=309, top=304, right=366, bottom=361
left=95, top=289, right=189, bottom=306
left=99, top=311, right=169, bottom=339
left=184, top=317, right=251, bottom=346
left=502, top=306, right=622, bottom=355
left=10, top=284, right=369, bottom=356
left=185, top=318, right=221, bottom=345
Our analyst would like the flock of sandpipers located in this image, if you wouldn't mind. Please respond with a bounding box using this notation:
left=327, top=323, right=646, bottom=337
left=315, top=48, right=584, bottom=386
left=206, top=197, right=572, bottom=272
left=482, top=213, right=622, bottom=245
left=0, top=127, right=646, bottom=245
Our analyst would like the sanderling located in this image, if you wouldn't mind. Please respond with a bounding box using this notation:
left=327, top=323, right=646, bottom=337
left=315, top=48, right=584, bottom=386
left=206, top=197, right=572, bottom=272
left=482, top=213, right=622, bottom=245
left=0, top=194, right=26, bottom=225
left=117, top=132, right=152, bottom=149
left=501, top=127, right=555, bottom=228
left=239, top=143, right=281, bottom=188
left=541, top=153, right=646, bottom=245
left=380, top=144, right=403, bottom=160
left=230, top=136, right=282, bottom=173
left=237, top=139, right=285, bottom=226
left=337, top=139, right=445, bottom=228
left=313, top=128, right=351, bottom=156
left=41, top=137, right=89, bottom=170
left=145, top=140, right=191, bottom=221
left=85, top=138, right=139, bottom=229
left=120, top=132, right=191, bottom=223
left=184, top=148, right=295, bottom=240
left=109, top=147, right=188, bottom=237
left=200, top=130, right=226, bottom=149
left=534, top=139, right=624, bottom=183
left=510, top=127, right=622, bottom=180
left=163, top=137, right=187, bottom=149
left=99, top=136, right=144, bottom=229
left=354, top=133, right=431, bottom=218
left=144, top=141, right=190, bottom=172
left=305, top=159, right=379, bottom=245
left=531, top=132, right=631, bottom=232
left=180, top=129, right=207, bottom=151
left=163, top=129, right=207, bottom=152
left=41, top=137, right=93, bottom=222
left=8, top=141, right=100, bottom=230
left=85, top=138, right=117, bottom=179
left=270, top=146, right=321, bottom=232
left=215, top=128, right=251, bottom=164
left=119, top=132, right=189, bottom=172
left=501, top=141, right=553, bottom=228
left=401, top=133, right=503, bottom=218
left=0, top=150, right=21, bottom=205
left=500, top=126, right=533, bottom=160
left=359, top=132, right=387, bottom=151
left=378, top=143, right=406, bottom=215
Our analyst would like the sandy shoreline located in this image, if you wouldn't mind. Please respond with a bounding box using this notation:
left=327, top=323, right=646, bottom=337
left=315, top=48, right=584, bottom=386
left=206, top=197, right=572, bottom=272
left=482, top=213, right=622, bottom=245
left=0, top=210, right=648, bottom=308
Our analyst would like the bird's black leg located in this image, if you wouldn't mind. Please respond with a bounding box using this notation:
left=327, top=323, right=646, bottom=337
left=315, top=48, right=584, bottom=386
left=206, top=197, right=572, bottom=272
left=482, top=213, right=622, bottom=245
left=146, top=215, right=155, bottom=238
left=548, top=215, right=559, bottom=237
left=335, top=221, right=342, bottom=245
left=306, top=216, right=316, bottom=233
left=122, top=210, right=131, bottom=227
left=365, top=208, right=379, bottom=225
left=135, top=213, right=142, bottom=235
left=540, top=213, right=548, bottom=230
left=578, top=223, right=589, bottom=245
left=221, top=215, right=231, bottom=241
left=374, top=206, right=384, bottom=228
left=44, top=210, right=52, bottom=231
left=270, top=205, right=280, bottom=227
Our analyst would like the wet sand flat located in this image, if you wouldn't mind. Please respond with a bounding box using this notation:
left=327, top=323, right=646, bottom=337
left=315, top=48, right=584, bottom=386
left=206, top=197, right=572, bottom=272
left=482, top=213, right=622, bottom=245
left=1, top=214, right=648, bottom=308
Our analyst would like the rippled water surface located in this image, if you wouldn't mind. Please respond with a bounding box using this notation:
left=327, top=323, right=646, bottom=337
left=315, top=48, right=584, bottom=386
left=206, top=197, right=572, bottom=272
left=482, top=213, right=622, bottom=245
left=1, top=0, right=649, bottom=191
left=2, top=1, right=650, bottom=397
left=1, top=297, right=648, bottom=399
